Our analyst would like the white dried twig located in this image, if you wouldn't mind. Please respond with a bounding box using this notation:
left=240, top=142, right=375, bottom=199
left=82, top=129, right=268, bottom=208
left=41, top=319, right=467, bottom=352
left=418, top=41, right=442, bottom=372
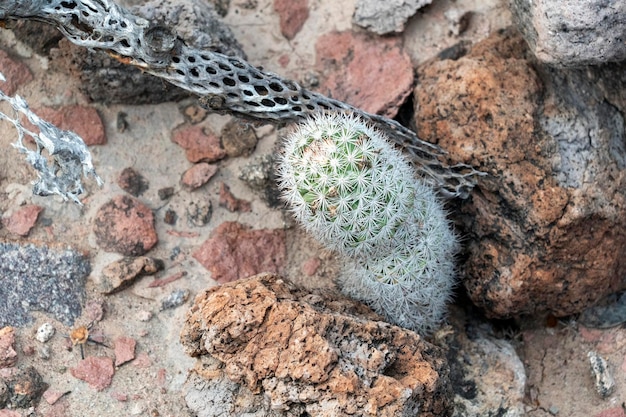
left=0, top=72, right=103, bottom=205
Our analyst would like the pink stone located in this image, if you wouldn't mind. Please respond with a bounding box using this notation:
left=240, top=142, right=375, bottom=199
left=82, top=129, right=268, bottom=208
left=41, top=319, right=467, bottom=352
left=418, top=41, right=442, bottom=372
left=43, top=389, right=68, bottom=405
left=181, top=162, right=218, bottom=190
left=93, top=195, right=158, bottom=256
left=132, top=352, right=152, bottom=368
left=114, top=337, right=136, bottom=367
left=32, top=105, right=106, bottom=146
left=301, top=257, right=321, bottom=276
left=0, top=410, right=22, bottom=417
left=84, top=299, right=105, bottom=323
left=70, top=356, right=115, bottom=391
left=193, top=221, right=286, bottom=283
left=2, top=205, right=43, bottom=237
left=315, top=31, right=413, bottom=117
left=172, top=125, right=226, bottom=163
left=594, top=407, right=626, bottom=417
left=0, top=326, right=18, bottom=368
left=0, top=49, right=33, bottom=95
left=274, top=0, right=309, bottom=40
left=579, top=326, right=604, bottom=343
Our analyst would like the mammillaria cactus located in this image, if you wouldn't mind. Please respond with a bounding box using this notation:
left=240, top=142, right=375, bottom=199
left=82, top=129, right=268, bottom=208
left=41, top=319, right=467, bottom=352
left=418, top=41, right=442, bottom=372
left=277, top=113, right=458, bottom=334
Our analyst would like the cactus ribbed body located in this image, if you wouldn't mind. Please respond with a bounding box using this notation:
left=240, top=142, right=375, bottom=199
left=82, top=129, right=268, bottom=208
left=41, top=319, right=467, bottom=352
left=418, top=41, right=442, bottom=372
left=278, top=113, right=458, bottom=334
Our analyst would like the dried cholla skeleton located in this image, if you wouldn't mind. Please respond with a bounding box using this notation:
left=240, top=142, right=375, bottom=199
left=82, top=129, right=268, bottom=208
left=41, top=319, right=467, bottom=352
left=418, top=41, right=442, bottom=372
left=0, top=72, right=102, bottom=205
left=0, top=0, right=484, bottom=199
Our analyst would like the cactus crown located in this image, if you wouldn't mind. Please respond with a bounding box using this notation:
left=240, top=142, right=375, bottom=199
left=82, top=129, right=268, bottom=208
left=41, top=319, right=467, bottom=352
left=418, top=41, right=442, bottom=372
left=278, top=113, right=419, bottom=257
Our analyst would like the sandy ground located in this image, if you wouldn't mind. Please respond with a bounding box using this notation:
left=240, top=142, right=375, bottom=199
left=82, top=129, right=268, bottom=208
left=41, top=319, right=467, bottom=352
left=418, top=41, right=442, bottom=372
left=1, top=0, right=625, bottom=416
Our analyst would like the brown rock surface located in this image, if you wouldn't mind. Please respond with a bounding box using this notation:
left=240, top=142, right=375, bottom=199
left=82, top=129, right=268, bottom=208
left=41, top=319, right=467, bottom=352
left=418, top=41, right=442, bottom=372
left=171, top=125, right=226, bottom=163
left=315, top=31, right=413, bottom=118
left=93, top=195, right=159, bottom=256
left=180, top=162, right=218, bottom=190
left=99, top=256, right=164, bottom=294
left=192, top=221, right=285, bottom=283
left=413, top=28, right=626, bottom=318
left=218, top=182, right=251, bottom=212
left=181, top=273, right=452, bottom=417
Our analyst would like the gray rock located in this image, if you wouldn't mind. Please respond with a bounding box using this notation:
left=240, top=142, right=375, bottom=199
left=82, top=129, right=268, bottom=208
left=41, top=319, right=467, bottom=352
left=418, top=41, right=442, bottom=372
left=0, top=242, right=89, bottom=327
left=509, top=0, right=626, bottom=67
left=353, top=0, right=432, bottom=35
left=440, top=319, right=526, bottom=417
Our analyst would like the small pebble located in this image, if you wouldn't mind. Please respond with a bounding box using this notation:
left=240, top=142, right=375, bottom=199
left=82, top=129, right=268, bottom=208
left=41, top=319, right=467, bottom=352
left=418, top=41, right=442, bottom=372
left=588, top=351, right=615, bottom=398
left=39, top=345, right=51, bottom=360
left=36, top=323, right=55, bottom=343
left=161, top=289, right=190, bottom=310
left=137, top=310, right=153, bottom=322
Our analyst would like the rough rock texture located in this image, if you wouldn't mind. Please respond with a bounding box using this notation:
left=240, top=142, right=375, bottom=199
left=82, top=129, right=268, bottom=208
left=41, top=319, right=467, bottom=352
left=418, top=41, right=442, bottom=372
left=0, top=242, right=89, bottom=327
left=0, top=366, right=47, bottom=409
left=509, top=0, right=626, bottom=67
left=181, top=273, right=453, bottom=417
left=117, top=167, right=149, bottom=197
left=93, top=195, right=158, bottom=256
left=442, top=317, right=526, bottom=417
left=273, top=0, right=309, bottom=40
left=218, top=182, right=251, bottom=212
left=192, top=221, right=285, bottom=283
left=315, top=31, right=413, bottom=118
left=0, top=49, right=33, bottom=95
left=50, top=0, right=245, bottom=104
left=414, top=28, right=626, bottom=318
left=353, top=0, right=432, bottom=35
left=220, top=119, right=258, bottom=157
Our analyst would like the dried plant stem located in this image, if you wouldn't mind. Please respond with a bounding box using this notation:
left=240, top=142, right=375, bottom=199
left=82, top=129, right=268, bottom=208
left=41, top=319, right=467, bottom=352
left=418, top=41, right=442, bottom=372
left=1, top=0, right=484, bottom=197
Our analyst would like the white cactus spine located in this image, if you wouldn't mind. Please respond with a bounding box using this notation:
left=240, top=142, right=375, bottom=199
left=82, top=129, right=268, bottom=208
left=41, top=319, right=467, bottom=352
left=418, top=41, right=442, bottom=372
left=277, top=113, right=458, bottom=334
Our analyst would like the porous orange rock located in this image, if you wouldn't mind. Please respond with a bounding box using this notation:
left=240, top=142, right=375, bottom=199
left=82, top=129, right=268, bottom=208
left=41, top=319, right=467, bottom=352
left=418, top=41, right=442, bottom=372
left=414, top=28, right=626, bottom=318
left=181, top=273, right=452, bottom=417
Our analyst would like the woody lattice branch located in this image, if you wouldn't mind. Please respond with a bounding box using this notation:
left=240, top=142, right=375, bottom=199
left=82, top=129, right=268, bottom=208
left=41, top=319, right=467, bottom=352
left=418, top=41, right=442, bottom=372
left=0, top=0, right=484, bottom=198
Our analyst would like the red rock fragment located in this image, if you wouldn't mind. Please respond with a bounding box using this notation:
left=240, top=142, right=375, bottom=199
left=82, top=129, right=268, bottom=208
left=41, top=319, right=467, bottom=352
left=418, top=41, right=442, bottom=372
left=93, top=195, right=158, bottom=256
left=114, top=337, right=136, bottom=367
left=181, top=162, right=218, bottom=190
left=43, top=388, right=69, bottom=405
left=2, top=205, right=43, bottom=237
left=172, top=125, right=226, bottom=163
left=0, top=326, right=18, bottom=368
left=32, top=105, right=106, bottom=146
left=315, top=31, right=413, bottom=117
left=70, top=356, right=115, bottom=391
left=192, top=221, right=286, bottom=283
left=0, top=410, right=21, bottom=417
left=218, top=183, right=251, bottom=212
left=0, top=49, right=33, bottom=95
left=274, top=0, right=309, bottom=40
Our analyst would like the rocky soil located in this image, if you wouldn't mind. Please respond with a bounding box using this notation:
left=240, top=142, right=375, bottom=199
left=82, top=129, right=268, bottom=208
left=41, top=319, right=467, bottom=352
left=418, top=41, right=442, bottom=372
left=1, top=0, right=626, bottom=416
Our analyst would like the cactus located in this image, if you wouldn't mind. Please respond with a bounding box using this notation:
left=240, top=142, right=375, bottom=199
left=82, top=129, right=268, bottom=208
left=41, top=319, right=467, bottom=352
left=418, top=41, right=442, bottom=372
left=277, top=113, right=458, bottom=334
